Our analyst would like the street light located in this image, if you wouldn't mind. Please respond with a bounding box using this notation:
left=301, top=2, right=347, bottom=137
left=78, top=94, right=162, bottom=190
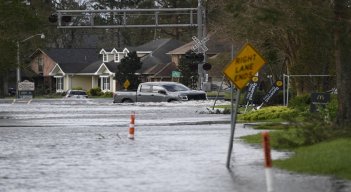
left=16, top=33, right=45, bottom=98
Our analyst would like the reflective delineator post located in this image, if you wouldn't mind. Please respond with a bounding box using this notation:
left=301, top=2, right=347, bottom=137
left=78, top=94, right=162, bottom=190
left=129, top=111, right=135, bottom=139
left=262, top=131, right=274, bottom=192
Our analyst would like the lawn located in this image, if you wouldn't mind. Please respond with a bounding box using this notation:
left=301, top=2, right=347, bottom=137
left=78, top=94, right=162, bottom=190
left=241, top=132, right=351, bottom=180
left=274, top=138, right=351, bottom=180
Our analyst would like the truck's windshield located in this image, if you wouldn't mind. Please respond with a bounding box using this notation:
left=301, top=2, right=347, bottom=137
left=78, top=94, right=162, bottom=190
left=162, top=84, right=190, bottom=92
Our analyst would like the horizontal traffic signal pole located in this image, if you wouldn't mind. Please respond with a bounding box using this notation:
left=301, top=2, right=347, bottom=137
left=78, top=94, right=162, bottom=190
left=50, top=8, right=200, bottom=29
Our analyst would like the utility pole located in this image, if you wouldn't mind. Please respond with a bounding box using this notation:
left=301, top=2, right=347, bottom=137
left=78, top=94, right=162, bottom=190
left=197, top=0, right=204, bottom=90
left=16, top=33, right=45, bottom=99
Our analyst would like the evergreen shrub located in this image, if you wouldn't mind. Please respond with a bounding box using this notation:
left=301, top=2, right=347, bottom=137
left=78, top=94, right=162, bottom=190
left=238, top=106, right=297, bottom=121
left=103, top=91, right=113, bottom=97
left=88, top=87, right=102, bottom=96
left=288, top=94, right=311, bottom=112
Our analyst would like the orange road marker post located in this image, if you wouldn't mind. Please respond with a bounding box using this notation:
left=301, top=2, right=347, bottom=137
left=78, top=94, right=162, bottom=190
left=129, top=111, right=135, bottom=139
left=262, top=131, right=274, bottom=192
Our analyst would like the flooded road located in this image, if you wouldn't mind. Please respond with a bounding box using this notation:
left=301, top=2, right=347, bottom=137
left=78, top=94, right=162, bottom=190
left=0, top=99, right=350, bottom=192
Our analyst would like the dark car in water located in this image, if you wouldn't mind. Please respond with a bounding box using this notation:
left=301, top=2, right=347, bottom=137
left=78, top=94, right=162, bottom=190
left=8, top=88, right=16, bottom=96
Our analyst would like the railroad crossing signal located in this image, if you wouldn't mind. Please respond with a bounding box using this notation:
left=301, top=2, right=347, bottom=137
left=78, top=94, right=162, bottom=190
left=191, top=36, right=209, bottom=53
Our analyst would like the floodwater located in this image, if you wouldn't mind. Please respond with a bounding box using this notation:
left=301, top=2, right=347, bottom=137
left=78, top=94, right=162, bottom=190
left=0, top=99, right=350, bottom=192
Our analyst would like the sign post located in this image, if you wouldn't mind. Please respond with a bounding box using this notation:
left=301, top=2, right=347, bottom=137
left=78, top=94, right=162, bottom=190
left=226, top=86, right=241, bottom=168
left=223, top=43, right=266, bottom=168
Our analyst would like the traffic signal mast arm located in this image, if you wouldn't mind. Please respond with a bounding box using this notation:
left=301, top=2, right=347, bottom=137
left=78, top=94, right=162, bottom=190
left=49, top=8, right=199, bottom=29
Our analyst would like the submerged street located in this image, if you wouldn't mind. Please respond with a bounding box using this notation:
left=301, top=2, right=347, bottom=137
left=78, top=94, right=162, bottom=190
left=0, top=99, right=350, bottom=192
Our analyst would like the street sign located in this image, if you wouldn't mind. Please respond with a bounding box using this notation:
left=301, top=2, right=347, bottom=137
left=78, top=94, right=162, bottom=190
left=245, top=76, right=259, bottom=101
left=310, top=92, right=331, bottom=112
left=262, top=80, right=283, bottom=103
left=123, top=79, right=130, bottom=89
left=223, top=43, right=266, bottom=90
left=311, top=92, right=330, bottom=104
left=171, top=71, right=181, bottom=78
left=18, top=80, right=35, bottom=91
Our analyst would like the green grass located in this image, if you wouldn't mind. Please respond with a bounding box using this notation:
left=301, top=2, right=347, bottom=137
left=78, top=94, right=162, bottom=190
left=240, top=131, right=289, bottom=149
left=240, top=133, right=261, bottom=144
left=274, top=138, right=351, bottom=180
left=250, top=122, right=288, bottom=130
left=237, top=104, right=351, bottom=180
left=241, top=133, right=351, bottom=180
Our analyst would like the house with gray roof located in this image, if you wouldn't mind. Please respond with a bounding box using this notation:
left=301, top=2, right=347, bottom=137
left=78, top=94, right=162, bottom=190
left=136, top=38, right=184, bottom=81
left=28, top=38, right=185, bottom=93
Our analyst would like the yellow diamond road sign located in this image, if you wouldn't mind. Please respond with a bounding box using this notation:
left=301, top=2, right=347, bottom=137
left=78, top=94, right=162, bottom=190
left=223, top=43, right=266, bottom=90
left=123, top=79, right=130, bottom=89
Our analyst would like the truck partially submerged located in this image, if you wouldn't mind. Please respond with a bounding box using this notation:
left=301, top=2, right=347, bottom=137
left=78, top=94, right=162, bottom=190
left=113, top=82, right=207, bottom=103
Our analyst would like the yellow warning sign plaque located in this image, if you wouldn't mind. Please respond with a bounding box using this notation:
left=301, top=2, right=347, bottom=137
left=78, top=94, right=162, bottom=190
left=223, top=43, right=266, bottom=90
left=123, top=79, right=130, bottom=89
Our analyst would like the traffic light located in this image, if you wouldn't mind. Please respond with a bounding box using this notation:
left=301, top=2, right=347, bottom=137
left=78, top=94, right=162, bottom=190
left=48, top=13, right=72, bottom=23
left=202, top=63, right=212, bottom=71
left=194, top=53, right=204, bottom=63
left=185, top=51, right=203, bottom=62
left=184, top=51, right=205, bottom=72
left=48, top=13, right=58, bottom=23
left=62, top=16, right=72, bottom=22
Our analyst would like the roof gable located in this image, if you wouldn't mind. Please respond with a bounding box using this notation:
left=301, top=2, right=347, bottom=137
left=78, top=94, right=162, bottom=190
left=49, top=63, right=65, bottom=76
left=95, top=63, right=113, bottom=75
left=45, top=48, right=99, bottom=73
left=137, top=39, right=184, bottom=73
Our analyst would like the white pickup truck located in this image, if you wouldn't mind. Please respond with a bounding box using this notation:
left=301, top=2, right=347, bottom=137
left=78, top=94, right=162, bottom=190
left=113, top=82, right=207, bottom=103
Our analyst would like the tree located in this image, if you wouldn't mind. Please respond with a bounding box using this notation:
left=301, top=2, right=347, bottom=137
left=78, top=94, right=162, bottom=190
left=208, top=0, right=335, bottom=95
left=84, top=0, right=197, bottom=46
left=0, top=0, right=43, bottom=97
left=178, top=51, right=200, bottom=89
left=89, top=0, right=142, bottom=47
left=210, top=0, right=351, bottom=128
left=115, top=51, right=142, bottom=90
left=151, top=0, right=198, bottom=41
left=46, top=0, right=91, bottom=48
left=333, top=0, right=351, bottom=128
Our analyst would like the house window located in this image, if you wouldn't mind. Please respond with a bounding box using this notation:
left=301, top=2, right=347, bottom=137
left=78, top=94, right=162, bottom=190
left=37, top=56, right=44, bottom=73
left=114, top=54, right=119, bottom=62
left=101, top=77, right=110, bottom=91
left=55, top=77, right=64, bottom=92
left=103, top=54, right=108, bottom=62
